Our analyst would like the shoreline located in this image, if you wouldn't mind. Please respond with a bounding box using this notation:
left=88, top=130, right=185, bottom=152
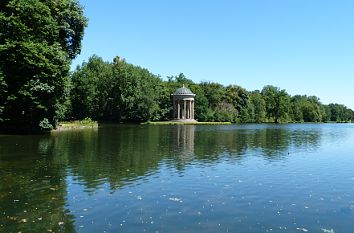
left=53, top=120, right=98, bottom=131
left=142, top=121, right=232, bottom=125
left=1, top=121, right=352, bottom=135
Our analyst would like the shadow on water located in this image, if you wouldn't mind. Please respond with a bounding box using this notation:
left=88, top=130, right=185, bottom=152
left=0, top=124, right=325, bottom=232
left=0, top=135, right=76, bottom=232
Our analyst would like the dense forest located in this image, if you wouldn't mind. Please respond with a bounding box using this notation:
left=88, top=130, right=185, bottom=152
left=69, top=55, right=354, bottom=125
left=0, top=0, right=353, bottom=132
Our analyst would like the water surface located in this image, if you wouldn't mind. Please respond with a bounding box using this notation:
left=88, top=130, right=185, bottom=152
left=1, top=124, right=354, bottom=232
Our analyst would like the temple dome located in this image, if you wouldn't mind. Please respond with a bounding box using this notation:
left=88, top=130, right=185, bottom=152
left=173, top=85, right=194, bottom=95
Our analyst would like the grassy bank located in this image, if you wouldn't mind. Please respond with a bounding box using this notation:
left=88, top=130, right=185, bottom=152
left=55, top=118, right=98, bottom=130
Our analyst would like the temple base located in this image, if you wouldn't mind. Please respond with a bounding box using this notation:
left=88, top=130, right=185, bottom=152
left=171, top=119, right=198, bottom=123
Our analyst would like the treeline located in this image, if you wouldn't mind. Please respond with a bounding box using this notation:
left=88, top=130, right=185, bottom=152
left=1, top=0, right=353, bottom=132
left=68, top=55, right=354, bottom=124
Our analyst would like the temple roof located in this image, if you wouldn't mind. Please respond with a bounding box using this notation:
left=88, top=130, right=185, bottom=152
left=173, top=85, right=194, bottom=95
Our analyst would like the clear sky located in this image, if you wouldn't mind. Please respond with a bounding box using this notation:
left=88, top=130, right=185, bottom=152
left=73, top=0, right=354, bottom=109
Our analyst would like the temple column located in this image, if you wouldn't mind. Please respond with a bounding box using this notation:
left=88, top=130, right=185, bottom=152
left=189, top=100, right=192, bottom=119
left=177, top=100, right=180, bottom=119
left=173, top=100, right=176, bottom=119
left=183, top=100, right=186, bottom=119
left=192, top=100, right=194, bottom=119
left=193, top=101, right=195, bottom=119
left=188, top=100, right=191, bottom=119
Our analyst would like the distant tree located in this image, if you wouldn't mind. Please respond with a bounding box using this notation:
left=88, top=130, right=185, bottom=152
left=214, top=101, right=236, bottom=122
left=249, top=91, right=266, bottom=123
left=290, top=95, right=306, bottom=122
left=303, top=96, right=324, bottom=122
left=200, top=82, right=225, bottom=109
left=0, top=0, right=87, bottom=131
left=69, top=55, right=353, bottom=124
left=71, top=55, right=163, bottom=122
left=262, top=85, right=291, bottom=123
left=189, top=84, right=210, bottom=122
left=326, top=103, right=353, bottom=122
left=174, top=73, right=194, bottom=85
left=224, top=85, right=249, bottom=121
left=155, top=81, right=173, bottom=121
left=71, top=55, right=112, bottom=119
left=112, top=60, right=161, bottom=122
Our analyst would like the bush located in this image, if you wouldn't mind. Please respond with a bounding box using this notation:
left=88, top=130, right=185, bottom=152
left=38, top=118, right=53, bottom=131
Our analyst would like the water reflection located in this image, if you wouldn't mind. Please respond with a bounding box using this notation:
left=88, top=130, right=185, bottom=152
left=0, top=125, right=324, bottom=193
left=62, top=125, right=322, bottom=190
left=0, top=135, right=75, bottom=232
left=1, top=124, right=344, bottom=232
left=192, top=125, right=321, bottom=161
left=174, top=125, right=195, bottom=158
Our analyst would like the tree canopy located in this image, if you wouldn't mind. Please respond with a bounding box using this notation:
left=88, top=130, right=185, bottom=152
left=68, top=55, right=354, bottom=124
left=0, top=0, right=87, bottom=132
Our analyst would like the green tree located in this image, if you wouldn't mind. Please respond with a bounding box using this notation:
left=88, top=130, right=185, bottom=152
left=224, top=85, right=249, bottom=113
left=200, top=82, right=225, bottom=109
left=0, top=70, right=7, bottom=122
left=303, top=96, right=324, bottom=122
left=154, top=81, right=172, bottom=121
left=0, top=0, right=87, bottom=131
left=290, top=95, right=326, bottom=122
left=249, top=91, right=266, bottom=123
left=112, top=59, right=161, bottom=122
left=326, top=103, right=353, bottom=122
left=262, top=85, right=291, bottom=123
left=290, top=95, right=306, bottom=122
left=71, top=55, right=112, bottom=119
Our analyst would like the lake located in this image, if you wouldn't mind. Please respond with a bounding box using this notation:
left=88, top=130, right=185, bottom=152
left=1, top=124, right=354, bottom=233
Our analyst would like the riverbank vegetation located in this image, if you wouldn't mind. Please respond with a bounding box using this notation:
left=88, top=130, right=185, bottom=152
left=55, top=117, right=97, bottom=130
left=68, top=55, right=353, bottom=125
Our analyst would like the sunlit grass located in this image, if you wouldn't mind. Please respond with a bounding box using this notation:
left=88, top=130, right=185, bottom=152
left=56, top=117, right=98, bottom=130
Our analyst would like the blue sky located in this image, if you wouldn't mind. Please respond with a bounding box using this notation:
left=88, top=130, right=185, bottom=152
left=73, top=0, right=354, bottom=109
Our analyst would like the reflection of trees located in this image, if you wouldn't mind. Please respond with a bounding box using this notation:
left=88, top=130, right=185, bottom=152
left=59, top=124, right=321, bottom=192
left=0, top=136, right=75, bottom=233
left=0, top=125, right=323, bottom=232
left=63, top=125, right=169, bottom=191
left=193, top=126, right=321, bottom=160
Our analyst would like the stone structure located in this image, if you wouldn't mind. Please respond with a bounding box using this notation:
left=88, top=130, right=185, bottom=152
left=171, top=85, right=196, bottom=121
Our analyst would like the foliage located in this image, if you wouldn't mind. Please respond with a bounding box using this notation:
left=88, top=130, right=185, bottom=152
left=0, top=0, right=87, bottom=132
left=71, top=55, right=161, bottom=122
left=71, top=55, right=112, bottom=119
left=325, top=103, right=353, bottom=122
left=80, top=117, right=95, bottom=125
left=38, top=117, right=53, bottom=131
left=249, top=91, right=266, bottom=123
left=262, top=85, right=291, bottom=123
left=69, top=55, right=353, bottom=124
left=0, top=70, right=7, bottom=122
